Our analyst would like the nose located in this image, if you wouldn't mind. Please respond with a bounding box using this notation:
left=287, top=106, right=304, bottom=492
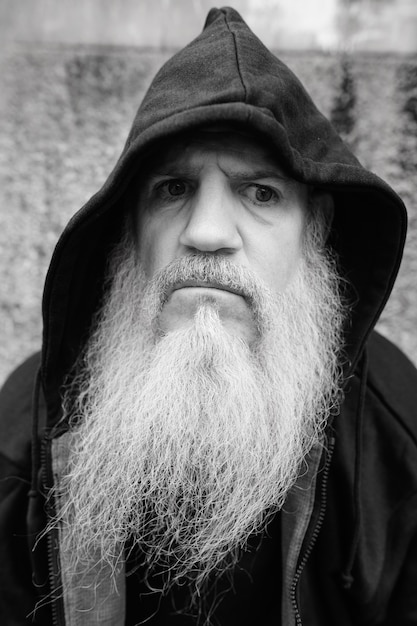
left=179, top=179, right=242, bottom=254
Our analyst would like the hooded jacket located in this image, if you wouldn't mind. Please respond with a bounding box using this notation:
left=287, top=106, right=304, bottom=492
left=0, top=6, right=416, bottom=626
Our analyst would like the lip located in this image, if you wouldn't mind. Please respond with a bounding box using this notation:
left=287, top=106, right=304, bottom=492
left=171, top=281, right=243, bottom=297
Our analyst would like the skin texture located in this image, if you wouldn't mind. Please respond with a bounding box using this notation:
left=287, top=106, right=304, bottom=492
left=136, top=131, right=310, bottom=341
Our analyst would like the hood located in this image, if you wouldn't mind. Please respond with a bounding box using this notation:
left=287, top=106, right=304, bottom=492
left=40, top=6, right=407, bottom=427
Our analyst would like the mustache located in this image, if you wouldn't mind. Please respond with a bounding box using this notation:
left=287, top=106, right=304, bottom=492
left=147, top=254, right=270, bottom=312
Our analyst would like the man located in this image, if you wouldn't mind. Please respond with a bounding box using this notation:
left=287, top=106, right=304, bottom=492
left=0, top=6, right=416, bottom=625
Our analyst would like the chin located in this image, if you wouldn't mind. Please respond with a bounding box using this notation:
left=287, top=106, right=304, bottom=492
left=158, top=287, right=257, bottom=344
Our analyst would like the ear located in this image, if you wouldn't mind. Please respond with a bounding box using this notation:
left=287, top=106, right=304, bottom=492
left=310, top=189, right=334, bottom=242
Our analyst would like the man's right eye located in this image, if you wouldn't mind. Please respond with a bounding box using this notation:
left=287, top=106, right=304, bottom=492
left=159, top=179, right=188, bottom=197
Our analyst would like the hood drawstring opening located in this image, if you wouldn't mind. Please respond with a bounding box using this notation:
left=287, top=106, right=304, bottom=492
left=341, top=349, right=368, bottom=590
left=29, top=367, right=42, bottom=498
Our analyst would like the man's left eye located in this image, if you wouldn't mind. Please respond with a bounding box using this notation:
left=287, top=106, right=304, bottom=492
left=245, top=184, right=279, bottom=204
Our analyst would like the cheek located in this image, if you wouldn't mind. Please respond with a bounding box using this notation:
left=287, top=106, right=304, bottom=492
left=250, top=218, right=305, bottom=292
left=137, top=215, right=180, bottom=278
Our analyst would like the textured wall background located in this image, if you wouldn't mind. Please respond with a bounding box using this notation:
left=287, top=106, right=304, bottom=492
left=0, top=44, right=416, bottom=386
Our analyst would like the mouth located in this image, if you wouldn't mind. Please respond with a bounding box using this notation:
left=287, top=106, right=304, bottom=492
left=171, top=281, right=244, bottom=297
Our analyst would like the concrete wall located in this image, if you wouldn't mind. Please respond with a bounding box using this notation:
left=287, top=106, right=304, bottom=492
left=0, top=44, right=416, bottom=386
left=1, top=0, right=417, bottom=51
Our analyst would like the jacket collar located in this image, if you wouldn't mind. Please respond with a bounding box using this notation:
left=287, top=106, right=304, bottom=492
left=51, top=432, right=126, bottom=625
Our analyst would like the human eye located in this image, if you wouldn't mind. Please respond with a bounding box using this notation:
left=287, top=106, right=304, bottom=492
left=155, top=178, right=189, bottom=200
left=242, top=183, right=281, bottom=206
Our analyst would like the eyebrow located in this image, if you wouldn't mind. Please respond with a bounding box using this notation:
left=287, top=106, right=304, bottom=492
left=225, top=168, right=292, bottom=183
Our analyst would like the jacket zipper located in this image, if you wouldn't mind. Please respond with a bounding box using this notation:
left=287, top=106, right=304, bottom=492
left=289, top=437, right=335, bottom=626
left=42, top=436, right=66, bottom=625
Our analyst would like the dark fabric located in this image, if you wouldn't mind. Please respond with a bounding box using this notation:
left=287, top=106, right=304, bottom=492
left=1, top=332, right=417, bottom=624
left=0, top=6, right=415, bottom=626
left=0, top=354, right=52, bottom=625
left=299, top=333, right=417, bottom=626
left=125, top=514, right=282, bottom=625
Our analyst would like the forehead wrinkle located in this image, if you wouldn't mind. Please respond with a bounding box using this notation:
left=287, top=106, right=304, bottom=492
left=148, top=161, right=203, bottom=179
left=216, top=163, right=293, bottom=185
left=144, top=142, right=206, bottom=179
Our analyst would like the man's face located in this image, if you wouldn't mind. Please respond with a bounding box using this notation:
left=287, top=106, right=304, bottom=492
left=57, top=142, right=346, bottom=610
left=136, top=131, right=309, bottom=341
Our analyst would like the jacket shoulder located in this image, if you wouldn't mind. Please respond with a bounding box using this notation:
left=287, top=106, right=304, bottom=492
left=367, top=331, right=417, bottom=443
left=0, top=352, right=41, bottom=473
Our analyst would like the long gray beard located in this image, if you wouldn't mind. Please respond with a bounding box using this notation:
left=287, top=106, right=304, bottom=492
left=53, top=223, right=347, bottom=611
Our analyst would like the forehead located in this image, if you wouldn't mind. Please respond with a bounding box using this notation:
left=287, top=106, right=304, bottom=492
left=143, top=129, right=291, bottom=178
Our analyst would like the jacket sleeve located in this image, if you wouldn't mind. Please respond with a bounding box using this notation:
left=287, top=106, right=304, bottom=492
left=384, top=520, right=417, bottom=625
left=0, top=353, right=46, bottom=625
left=366, top=334, right=417, bottom=625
